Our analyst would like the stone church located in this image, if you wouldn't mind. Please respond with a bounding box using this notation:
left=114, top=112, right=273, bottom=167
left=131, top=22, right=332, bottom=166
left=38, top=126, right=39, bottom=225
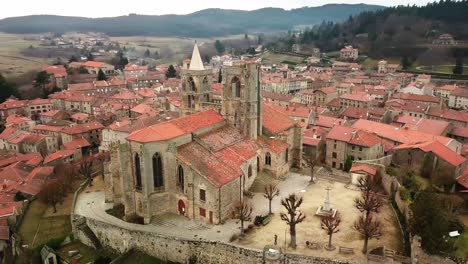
left=105, top=44, right=304, bottom=224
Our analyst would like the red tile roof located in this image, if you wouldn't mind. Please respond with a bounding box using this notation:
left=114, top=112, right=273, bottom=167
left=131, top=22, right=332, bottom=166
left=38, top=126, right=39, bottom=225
left=350, top=164, right=377, bottom=176
left=451, top=126, right=468, bottom=138
left=63, top=137, right=91, bottom=150
left=127, top=109, right=224, bottom=143
left=315, top=115, right=346, bottom=129
left=264, top=103, right=312, bottom=119
left=82, top=60, right=108, bottom=68
left=352, top=119, right=453, bottom=147
left=177, top=126, right=258, bottom=188
left=427, top=106, right=468, bottom=123
left=326, top=126, right=382, bottom=147
left=62, top=121, right=104, bottom=135
left=339, top=92, right=371, bottom=102
left=392, top=93, right=440, bottom=104
left=262, top=104, right=294, bottom=134
left=394, top=141, right=465, bottom=167
left=341, top=106, right=368, bottom=119
left=395, top=116, right=450, bottom=136
left=44, top=149, right=76, bottom=164
left=257, top=136, right=289, bottom=154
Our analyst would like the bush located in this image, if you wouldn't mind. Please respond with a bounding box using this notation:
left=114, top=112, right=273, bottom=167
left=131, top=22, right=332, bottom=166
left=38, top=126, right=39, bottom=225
left=385, top=166, right=396, bottom=176
left=399, top=187, right=411, bottom=201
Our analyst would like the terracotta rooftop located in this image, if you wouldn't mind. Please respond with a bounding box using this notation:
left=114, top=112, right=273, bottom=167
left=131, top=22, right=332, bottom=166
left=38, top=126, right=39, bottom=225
left=177, top=126, right=258, bottom=188
left=326, top=126, right=382, bottom=147
left=127, top=109, right=224, bottom=143
left=352, top=119, right=454, bottom=147
left=257, top=136, right=289, bottom=154
left=264, top=102, right=312, bottom=119
left=82, top=60, right=108, bottom=68
left=262, top=103, right=294, bottom=134
left=44, top=149, right=76, bottom=164
left=63, top=137, right=91, bottom=150
left=392, top=93, right=440, bottom=104
left=350, top=164, right=377, bottom=176
left=427, top=106, right=468, bottom=123
left=62, top=121, right=104, bottom=135
left=395, top=115, right=450, bottom=136
left=340, top=92, right=371, bottom=102
left=394, top=141, right=465, bottom=167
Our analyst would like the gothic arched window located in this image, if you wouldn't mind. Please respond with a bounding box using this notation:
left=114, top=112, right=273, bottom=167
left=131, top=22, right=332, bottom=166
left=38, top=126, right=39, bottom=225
left=153, top=153, right=164, bottom=188
left=178, top=165, right=184, bottom=191
left=285, top=148, right=289, bottom=162
left=248, top=165, right=252, bottom=178
left=134, top=154, right=142, bottom=189
left=188, top=77, right=196, bottom=92
left=231, top=77, right=241, bottom=98
left=265, top=152, right=271, bottom=166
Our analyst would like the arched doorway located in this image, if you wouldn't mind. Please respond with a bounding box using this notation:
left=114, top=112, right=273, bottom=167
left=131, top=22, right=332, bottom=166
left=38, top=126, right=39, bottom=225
left=178, top=199, right=186, bottom=216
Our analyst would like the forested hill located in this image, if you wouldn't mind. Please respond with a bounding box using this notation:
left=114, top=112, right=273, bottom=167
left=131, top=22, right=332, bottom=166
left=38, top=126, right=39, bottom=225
left=291, top=0, right=468, bottom=55
left=0, top=4, right=383, bottom=37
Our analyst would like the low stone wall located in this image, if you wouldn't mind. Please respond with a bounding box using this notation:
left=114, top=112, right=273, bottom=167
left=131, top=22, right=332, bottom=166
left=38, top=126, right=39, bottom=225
left=75, top=216, right=351, bottom=264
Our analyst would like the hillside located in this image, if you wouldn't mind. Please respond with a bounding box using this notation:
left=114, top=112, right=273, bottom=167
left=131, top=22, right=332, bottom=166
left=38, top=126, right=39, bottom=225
left=287, top=0, right=468, bottom=58
left=0, top=4, right=383, bottom=37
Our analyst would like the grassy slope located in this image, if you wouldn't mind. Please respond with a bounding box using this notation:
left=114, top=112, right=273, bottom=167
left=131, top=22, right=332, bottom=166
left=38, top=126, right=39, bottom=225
left=18, top=200, right=71, bottom=247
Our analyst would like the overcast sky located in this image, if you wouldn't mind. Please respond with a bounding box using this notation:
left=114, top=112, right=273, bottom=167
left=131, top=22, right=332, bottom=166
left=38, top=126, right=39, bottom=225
left=1, top=0, right=434, bottom=19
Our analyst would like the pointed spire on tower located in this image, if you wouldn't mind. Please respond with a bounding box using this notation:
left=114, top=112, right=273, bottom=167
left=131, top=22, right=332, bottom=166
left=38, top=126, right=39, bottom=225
left=189, top=42, right=205, bottom=71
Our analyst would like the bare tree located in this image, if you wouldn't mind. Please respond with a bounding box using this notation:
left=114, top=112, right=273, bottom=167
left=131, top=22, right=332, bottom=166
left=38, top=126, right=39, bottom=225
left=321, top=212, right=341, bottom=250
left=235, top=201, right=253, bottom=235
left=54, top=161, right=75, bottom=192
left=263, top=184, right=279, bottom=215
left=280, top=194, right=306, bottom=249
left=356, top=172, right=382, bottom=198
left=79, top=157, right=94, bottom=186
left=354, top=192, right=383, bottom=219
left=307, top=143, right=324, bottom=184
left=38, top=180, right=62, bottom=213
left=354, top=214, right=383, bottom=253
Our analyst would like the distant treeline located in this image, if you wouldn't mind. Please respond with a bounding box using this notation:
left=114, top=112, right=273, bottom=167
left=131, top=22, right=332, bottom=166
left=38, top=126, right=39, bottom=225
left=275, top=0, right=468, bottom=55
left=0, top=4, right=383, bottom=37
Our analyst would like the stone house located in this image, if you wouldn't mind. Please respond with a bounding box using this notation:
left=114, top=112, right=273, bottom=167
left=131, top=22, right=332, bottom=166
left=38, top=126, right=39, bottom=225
left=61, top=120, right=104, bottom=147
left=448, top=87, right=468, bottom=110
left=392, top=140, right=466, bottom=178
left=297, top=87, right=337, bottom=106
left=325, top=126, right=385, bottom=170
left=339, top=92, right=371, bottom=109
left=340, top=46, right=358, bottom=60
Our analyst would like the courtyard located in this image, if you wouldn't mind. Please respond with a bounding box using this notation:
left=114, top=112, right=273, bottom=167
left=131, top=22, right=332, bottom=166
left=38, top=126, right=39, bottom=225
left=237, top=173, right=404, bottom=263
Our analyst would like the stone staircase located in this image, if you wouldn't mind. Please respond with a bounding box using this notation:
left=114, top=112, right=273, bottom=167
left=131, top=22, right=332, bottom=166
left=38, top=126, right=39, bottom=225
left=76, top=222, right=101, bottom=250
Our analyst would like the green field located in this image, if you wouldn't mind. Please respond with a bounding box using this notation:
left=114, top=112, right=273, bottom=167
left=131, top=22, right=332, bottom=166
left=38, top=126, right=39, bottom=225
left=0, top=33, right=51, bottom=76
left=261, top=51, right=305, bottom=65
left=18, top=200, right=71, bottom=248
left=417, top=65, right=468, bottom=75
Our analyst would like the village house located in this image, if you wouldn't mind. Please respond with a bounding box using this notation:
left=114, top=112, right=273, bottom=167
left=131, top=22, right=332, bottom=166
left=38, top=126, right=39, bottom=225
left=434, top=84, right=457, bottom=104
left=0, top=99, right=29, bottom=120
left=400, top=81, right=435, bottom=96
left=61, top=120, right=104, bottom=147
left=124, top=64, right=149, bottom=79
left=340, top=46, right=359, bottom=60
left=377, top=60, right=400, bottom=74
left=448, top=86, right=468, bottom=110
left=339, top=92, right=372, bottom=109
left=5, top=115, right=36, bottom=131
left=426, top=106, right=468, bottom=127
left=394, top=115, right=451, bottom=136
left=392, top=140, right=466, bottom=177
left=39, top=110, right=68, bottom=124
left=297, top=87, right=337, bottom=106
left=433, top=33, right=457, bottom=45
left=325, top=125, right=385, bottom=170
left=42, top=65, right=68, bottom=89
left=80, top=61, right=115, bottom=75
left=352, top=119, right=462, bottom=153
